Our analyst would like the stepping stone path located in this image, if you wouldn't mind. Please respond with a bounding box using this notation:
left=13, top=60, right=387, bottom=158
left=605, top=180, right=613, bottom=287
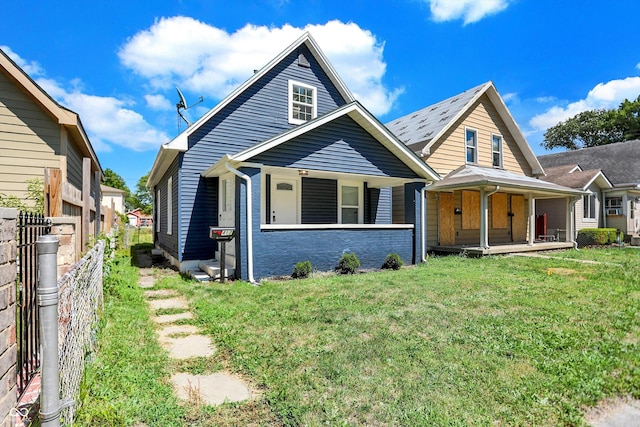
left=138, top=268, right=252, bottom=407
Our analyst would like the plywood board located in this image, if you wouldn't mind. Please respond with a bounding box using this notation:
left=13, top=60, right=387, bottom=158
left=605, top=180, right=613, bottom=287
left=511, top=195, right=526, bottom=241
left=439, top=192, right=455, bottom=245
left=491, top=193, right=508, bottom=229
left=462, top=190, right=480, bottom=230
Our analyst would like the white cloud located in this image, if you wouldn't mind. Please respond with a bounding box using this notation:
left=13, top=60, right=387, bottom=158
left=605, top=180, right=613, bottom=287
left=501, top=92, right=518, bottom=104
left=145, top=94, right=172, bottom=110
left=529, top=76, right=640, bottom=130
left=118, top=18, right=401, bottom=116
left=426, top=0, right=511, bottom=24
left=1, top=45, right=44, bottom=76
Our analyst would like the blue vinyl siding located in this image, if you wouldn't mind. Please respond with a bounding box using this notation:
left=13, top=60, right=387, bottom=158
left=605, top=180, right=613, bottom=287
left=156, top=157, right=179, bottom=257
left=251, top=115, right=418, bottom=178
left=178, top=45, right=348, bottom=261
left=366, top=186, right=392, bottom=224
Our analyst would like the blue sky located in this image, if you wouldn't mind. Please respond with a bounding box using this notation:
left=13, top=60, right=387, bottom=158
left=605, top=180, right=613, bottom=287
left=2, top=0, right=640, bottom=190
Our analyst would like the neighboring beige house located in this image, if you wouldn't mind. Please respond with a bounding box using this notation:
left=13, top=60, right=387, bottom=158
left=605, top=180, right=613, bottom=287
left=538, top=140, right=640, bottom=237
left=387, top=82, right=583, bottom=254
left=0, top=47, right=102, bottom=210
left=536, top=165, right=613, bottom=238
left=100, top=184, right=126, bottom=215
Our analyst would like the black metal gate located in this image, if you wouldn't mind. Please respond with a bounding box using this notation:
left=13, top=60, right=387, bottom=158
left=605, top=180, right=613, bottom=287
left=16, top=211, right=50, bottom=398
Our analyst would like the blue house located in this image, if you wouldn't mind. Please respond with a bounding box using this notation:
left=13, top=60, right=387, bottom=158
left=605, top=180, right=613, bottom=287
left=147, top=33, right=439, bottom=281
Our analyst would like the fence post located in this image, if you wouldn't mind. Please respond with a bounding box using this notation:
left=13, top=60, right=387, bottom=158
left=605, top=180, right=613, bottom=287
left=36, top=235, right=60, bottom=427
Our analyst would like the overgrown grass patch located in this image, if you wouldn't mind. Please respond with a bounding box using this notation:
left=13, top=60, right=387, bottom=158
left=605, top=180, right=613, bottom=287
left=170, top=250, right=639, bottom=426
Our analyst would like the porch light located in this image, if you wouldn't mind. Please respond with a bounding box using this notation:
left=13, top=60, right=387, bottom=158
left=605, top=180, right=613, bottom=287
left=298, top=170, right=309, bottom=176
left=454, top=208, right=462, bottom=215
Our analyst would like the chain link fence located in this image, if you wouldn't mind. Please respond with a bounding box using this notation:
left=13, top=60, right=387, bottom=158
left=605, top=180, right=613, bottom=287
left=57, top=240, right=104, bottom=425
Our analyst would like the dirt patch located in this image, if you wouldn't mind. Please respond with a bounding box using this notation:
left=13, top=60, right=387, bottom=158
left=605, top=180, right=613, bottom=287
left=584, top=396, right=640, bottom=426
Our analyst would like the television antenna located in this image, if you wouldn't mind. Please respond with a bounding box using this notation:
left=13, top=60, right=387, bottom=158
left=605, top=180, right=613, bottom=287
left=176, top=87, right=203, bottom=129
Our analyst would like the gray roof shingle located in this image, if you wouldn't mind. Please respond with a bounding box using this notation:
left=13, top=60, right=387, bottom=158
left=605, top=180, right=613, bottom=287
left=385, top=82, right=489, bottom=149
left=538, top=140, right=640, bottom=186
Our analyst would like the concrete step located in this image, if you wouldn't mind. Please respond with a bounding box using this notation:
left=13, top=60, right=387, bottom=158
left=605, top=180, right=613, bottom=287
left=198, top=259, right=235, bottom=281
left=185, top=267, right=213, bottom=282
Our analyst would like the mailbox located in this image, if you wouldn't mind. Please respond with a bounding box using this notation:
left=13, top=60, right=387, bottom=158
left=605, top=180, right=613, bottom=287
left=209, top=227, right=235, bottom=283
left=209, top=227, right=235, bottom=241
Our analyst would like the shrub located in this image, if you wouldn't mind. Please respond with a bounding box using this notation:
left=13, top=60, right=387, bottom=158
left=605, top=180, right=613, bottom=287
left=381, top=253, right=404, bottom=270
left=335, top=252, right=360, bottom=275
left=292, top=260, right=312, bottom=279
left=577, top=228, right=619, bottom=247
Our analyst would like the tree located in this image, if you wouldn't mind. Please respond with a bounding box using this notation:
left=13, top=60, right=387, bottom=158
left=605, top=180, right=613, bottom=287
left=132, top=173, right=152, bottom=215
left=542, top=95, right=640, bottom=150
left=102, top=168, right=134, bottom=209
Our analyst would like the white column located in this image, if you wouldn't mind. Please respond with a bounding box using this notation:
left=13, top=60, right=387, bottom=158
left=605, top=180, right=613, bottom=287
left=528, top=195, right=535, bottom=245
left=480, top=189, right=488, bottom=248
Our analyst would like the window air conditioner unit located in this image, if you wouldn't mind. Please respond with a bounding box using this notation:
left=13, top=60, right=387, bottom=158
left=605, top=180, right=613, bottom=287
left=607, top=208, right=621, bottom=215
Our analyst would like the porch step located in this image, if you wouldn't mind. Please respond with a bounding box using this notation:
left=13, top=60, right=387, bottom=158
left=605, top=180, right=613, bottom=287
left=185, top=267, right=212, bottom=282
left=198, top=259, right=235, bottom=281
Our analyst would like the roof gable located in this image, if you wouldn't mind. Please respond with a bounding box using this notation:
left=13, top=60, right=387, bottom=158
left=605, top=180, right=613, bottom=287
left=386, top=82, right=544, bottom=175
left=538, top=139, right=640, bottom=186
left=0, top=48, right=102, bottom=174
left=203, top=102, right=439, bottom=181
left=148, top=32, right=355, bottom=187
left=540, top=166, right=613, bottom=190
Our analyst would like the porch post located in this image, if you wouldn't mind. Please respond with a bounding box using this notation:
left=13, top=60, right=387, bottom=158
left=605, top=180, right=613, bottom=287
left=528, top=195, right=535, bottom=245
left=480, top=189, right=488, bottom=248
left=565, top=197, right=572, bottom=242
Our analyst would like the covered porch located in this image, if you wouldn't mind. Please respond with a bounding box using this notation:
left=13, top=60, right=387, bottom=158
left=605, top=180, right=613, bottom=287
left=426, top=165, right=585, bottom=254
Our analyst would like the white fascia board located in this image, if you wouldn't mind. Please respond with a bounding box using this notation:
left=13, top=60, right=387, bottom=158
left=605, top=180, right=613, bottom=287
left=147, top=145, right=180, bottom=189
left=585, top=171, right=613, bottom=190
left=201, top=154, right=235, bottom=178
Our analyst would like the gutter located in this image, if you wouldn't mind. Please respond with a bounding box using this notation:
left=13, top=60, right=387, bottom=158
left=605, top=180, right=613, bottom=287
left=420, top=182, right=435, bottom=263
left=225, top=163, right=256, bottom=284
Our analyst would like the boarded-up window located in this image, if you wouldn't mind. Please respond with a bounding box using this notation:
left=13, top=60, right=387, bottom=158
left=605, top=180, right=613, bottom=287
left=462, top=191, right=480, bottom=230
left=491, top=193, right=508, bottom=229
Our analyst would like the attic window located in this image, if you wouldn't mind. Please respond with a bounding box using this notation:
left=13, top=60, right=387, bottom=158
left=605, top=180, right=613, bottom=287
left=288, top=80, right=317, bottom=125
left=298, top=52, right=310, bottom=68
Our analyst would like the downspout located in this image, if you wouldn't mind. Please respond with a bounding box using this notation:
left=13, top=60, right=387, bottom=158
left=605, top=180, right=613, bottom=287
left=420, top=182, right=435, bottom=263
left=225, top=163, right=255, bottom=283
left=570, top=196, right=581, bottom=250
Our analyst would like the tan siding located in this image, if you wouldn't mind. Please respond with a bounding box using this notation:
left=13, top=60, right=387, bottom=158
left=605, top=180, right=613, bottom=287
left=0, top=71, right=61, bottom=201
left=426, top=192, right=438, bottom=246
left=425, top=94, right=533, bottom=177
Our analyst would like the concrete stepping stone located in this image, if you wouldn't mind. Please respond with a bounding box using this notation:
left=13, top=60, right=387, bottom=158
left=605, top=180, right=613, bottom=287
left=139, top=268, right=154, bottom=276
left=138, top=275, right=155, bottom=289
left=157, top=324, right=200, bottom=342
left=162, top=334, right=216, bottom=359
left=171, top=372, right=251, bottom=406
left=144, top=289, right=178, bottom=298
left=148, top=297, right=189, bottom=311
left=152, top=312, right=194, bottom=324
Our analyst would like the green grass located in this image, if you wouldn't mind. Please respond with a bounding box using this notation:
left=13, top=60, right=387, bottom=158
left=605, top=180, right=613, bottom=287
left=80, top=248, right=640, bottom=426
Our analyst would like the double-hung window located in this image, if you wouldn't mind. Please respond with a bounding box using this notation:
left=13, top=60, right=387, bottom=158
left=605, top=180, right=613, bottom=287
left=465, top=128, right=477, bottom=164
left=583, top=193, right=596, bottom=220
left=605, top=197, right=623, bottom=215
left=156, top=189, right=161, bottom=232
left=289, top=80, right=316, bottom=124
left=167, top=177, right=172, bottom=234
left=492, top=135, right=503, bottom=168
left=340, top=184, right=360, bottom=224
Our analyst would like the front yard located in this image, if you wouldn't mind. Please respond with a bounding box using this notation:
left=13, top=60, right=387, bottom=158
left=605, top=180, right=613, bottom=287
left=78, top=247, right=639, bottom=426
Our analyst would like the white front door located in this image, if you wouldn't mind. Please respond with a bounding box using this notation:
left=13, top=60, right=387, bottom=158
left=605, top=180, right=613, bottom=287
left=218, top=176, right=235, bottom=262
left=271, top=179, right=297, bottom=224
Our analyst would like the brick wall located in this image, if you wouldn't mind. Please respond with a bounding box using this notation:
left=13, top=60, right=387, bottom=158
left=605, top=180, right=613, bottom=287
left=0, top=208, right=17, bottom=427
left=49, top=217, right=80, bottom=277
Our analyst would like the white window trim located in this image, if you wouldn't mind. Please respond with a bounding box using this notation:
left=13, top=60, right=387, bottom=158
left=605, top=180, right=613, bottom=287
left=167, top=176, right=173, bottom=235
left=156, top=189, right=161, bottom=232
left=582, top=193, right=597, bottom=221
left=288, top=80, right=317, bottom=125
left=338, top=181, right=363, bottom=224
left=465, top=127, right=478, bottom=164
left=491, top=134, right=503, bottom=168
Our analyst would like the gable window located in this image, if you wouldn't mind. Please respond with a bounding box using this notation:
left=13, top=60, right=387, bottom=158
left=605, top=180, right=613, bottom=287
left=465, top=128, right=477, bottom=164
left=167, top=176, right=173, bottom=234
left=605, top=197, right=623, bottom=215
left=492, top=135, right=503, bottom=168
left=583, top=193, right=596, bottom=220
left=289, top=80, right=316, bottom=124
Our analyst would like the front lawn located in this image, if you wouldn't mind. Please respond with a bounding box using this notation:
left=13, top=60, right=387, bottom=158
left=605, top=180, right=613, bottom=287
left=83, top=249, right=640, bottom=426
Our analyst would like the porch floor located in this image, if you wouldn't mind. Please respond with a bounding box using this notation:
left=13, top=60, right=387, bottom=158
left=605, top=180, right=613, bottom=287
left=432, top=241, right=574, bottom=256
